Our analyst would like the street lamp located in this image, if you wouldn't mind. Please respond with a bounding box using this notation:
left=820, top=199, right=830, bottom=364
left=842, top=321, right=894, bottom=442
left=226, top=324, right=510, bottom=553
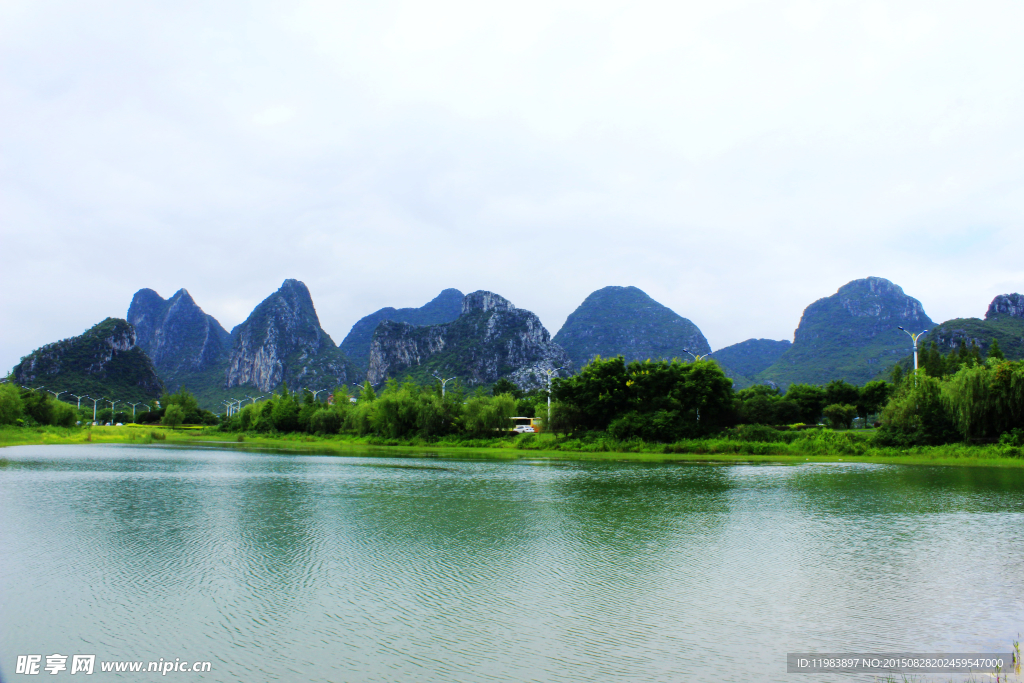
left=69, top=393, right=87, bottom=409
left=544, top=367, right=564, bottom=424
left=106, top=399, right=120, bottom=423
left=683, top=349, right=713, bottom=362
left=85, top=396, right=104, bottom=424
left=307, top=388, right=329, bottom=402
left=46, top=388, right=68, bottom=402
left=127, top=402, right=144, bottom=421
left=898, top=327, right=929, bottom=371
left=431, top=374, right=456, bottom=397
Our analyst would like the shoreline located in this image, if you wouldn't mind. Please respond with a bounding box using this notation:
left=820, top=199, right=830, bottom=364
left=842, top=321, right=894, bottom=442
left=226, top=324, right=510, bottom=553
left=3, top=426, right=1024, bottom=468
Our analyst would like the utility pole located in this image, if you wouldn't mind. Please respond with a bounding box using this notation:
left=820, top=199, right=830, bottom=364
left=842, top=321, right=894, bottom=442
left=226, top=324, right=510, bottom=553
left=545, top=367, right=564, bottom=424
left=431, top=374, right=456, bottom=398
left=898, top=327, right=929, bottom=372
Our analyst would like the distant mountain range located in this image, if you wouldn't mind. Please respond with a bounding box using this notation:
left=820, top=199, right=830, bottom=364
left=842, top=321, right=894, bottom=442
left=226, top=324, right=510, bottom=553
left=10, top=277, right=1024, bottom=410
left=339, top=289, right=464, bottom=377
left=368, top=291, right=570, bottom=390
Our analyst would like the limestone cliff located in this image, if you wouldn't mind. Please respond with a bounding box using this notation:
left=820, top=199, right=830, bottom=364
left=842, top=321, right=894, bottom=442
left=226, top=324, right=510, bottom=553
left=339, top=288, right=464, bottom=376
left=127, top=288, right=231, bottom=391
left=226, top=279, right=350, bottom=392
left=926, top=293, right=1024, bottom=360
left=367, top=291, right=570, bottom=390
left=12, top=318, right=163, bottom=401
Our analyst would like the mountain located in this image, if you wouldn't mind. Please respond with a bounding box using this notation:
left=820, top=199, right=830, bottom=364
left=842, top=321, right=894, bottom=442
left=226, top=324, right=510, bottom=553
left=12, top=318, right=163, bottom=402
left=713, top=339, right=791, bottom=387
left=226, top=279, right=352, bottom=392
left=927, top=293, right=1024, bottom=359
left=758, top=277, right=934, bottom=387
left=552, top=286, right=711, bottom=370
left=367, top=291, right=571, bottom=390
left=339, top=288, right=464, bottom=377
left=127, top=288, right=232, bottom=393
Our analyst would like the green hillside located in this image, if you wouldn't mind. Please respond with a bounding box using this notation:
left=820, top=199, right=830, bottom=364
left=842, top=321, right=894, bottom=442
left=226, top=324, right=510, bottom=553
left=12, top=318, right=164, bottom=404
left=553, top=286, right=710, bottom=369
left=758, top=277, right=934, bottom=388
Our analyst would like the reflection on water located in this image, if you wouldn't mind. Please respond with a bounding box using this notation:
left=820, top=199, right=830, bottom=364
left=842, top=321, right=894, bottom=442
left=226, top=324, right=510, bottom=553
left=1, top=445, right=1022, bottom=682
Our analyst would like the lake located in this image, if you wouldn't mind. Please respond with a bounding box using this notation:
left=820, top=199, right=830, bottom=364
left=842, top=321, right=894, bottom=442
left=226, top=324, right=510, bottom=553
left=1, top=444, right=1022, bottom=682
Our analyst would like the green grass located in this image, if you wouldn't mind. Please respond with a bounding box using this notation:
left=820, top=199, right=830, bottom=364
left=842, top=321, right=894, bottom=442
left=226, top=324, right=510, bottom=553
left=3, top=426, right=1023, bottom=468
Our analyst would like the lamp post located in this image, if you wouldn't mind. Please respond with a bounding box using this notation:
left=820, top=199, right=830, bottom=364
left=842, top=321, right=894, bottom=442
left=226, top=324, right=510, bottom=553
left=127, top=402, right=144, bottom=421
left=683, top=349, right=713, bottom=362
left=544, top=367, right=564, bottom=424
left=898, top=327, right=929, bottom=371
left=46, top=388, right=68, bottom=402
left=85, top=396, right=104, bottom=424
left=307, top=388, right=328, bottom=402
left=431, top=374, right=456, bottom=398
left=69, top=393, right=87, bottom=409
left=106, top=399, right=119, bottom=424
left=221, top=400, right=233, bottom=417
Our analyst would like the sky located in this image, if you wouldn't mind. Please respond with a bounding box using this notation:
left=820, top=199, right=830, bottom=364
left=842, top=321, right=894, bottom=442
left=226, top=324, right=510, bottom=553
left=3, top=0, right=1024, bottom=372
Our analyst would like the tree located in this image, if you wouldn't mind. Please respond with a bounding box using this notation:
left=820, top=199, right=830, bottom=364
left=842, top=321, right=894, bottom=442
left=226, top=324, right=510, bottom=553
left=491, top=378, right=523, bottom=399
left=0, top=384, right=24, bottom=424
left=781, top=384, right=827, bottom=425
left=857, top=380, right=891, bottom=425
left=822, top=403, right=857, bottom=430
left=825, top=380, right=860, bottom=408
left=988, top=338, right=1005, bottom=361
left=162, top=404, right=185, bottom=428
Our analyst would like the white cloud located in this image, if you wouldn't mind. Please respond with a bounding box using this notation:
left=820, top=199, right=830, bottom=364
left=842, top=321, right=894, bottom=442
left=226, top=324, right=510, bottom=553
left=2, top=0, right=1023, bottom=371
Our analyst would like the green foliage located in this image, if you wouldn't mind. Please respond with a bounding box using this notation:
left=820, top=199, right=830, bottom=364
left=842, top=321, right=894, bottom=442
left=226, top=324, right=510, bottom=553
left=161, top=388, right=217, bottom=425
left=0, top=384, right=24, bottom=424
left=822, top=403, right=857, bottom=430
left=989, top=338, right=1005, bottom=360
left=491, top=378, right=522, bottom=398
left=857, top=380, right=891, bottom=422
left=780, top=384, right=828, bottom=425
left=876, top=371, right=958, bottom=446
left=162, top=405, right=185, bottom=427
left=463, top=393, right=517, bottom=437
left=552, top=356, right=734, bottom=439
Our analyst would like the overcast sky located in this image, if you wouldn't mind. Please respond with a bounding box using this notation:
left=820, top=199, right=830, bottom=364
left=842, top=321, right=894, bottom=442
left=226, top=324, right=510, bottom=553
left=3, top=0, right=1024, bottom=372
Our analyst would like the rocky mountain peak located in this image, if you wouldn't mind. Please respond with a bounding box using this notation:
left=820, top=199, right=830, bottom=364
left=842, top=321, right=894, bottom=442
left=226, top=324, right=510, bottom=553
left=127, top=287, right=231, bottom=390
left=226, top=280, right=349, bottom=392
left=759, top=276, right=934, bottom=387
left=338, top=288, right=465, bottom=376
left=368, top=292, right=569, bottom=389
left=462, top=291, right=516, bottom=315
left=836, top=277, right=927, bottom=321
left=986, top=293, right=1024, bottom=319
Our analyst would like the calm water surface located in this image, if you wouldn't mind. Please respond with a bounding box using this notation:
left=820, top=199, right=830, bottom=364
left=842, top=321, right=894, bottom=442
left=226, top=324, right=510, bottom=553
left=1, top=444, right=1022, bottom=682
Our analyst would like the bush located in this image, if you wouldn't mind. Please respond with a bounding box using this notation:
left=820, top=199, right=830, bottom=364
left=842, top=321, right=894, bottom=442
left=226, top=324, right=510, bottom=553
left=0, top=384, right=24, bottom=424
left=726, top=424, right=790, bottom=443
left=608, top=410, right=684, bottom=443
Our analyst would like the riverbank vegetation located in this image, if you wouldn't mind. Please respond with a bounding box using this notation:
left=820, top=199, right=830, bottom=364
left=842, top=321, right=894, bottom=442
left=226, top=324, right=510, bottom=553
left=4, top=349, right=1024, bottom=465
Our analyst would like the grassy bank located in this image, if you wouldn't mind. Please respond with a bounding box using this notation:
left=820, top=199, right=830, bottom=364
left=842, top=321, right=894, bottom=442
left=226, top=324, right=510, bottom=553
left=3, top=425, right=1024, bottom=468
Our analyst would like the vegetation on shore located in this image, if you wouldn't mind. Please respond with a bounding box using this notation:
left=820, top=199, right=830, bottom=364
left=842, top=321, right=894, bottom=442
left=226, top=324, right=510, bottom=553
left=3, top=424, right=1024, bottom=468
